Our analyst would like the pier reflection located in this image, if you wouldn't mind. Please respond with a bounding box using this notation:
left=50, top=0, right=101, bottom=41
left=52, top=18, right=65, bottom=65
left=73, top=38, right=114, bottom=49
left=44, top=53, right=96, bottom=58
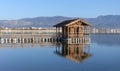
left=0, top=38, right=56, bottom=48
left=55, top=43, right=92, bottom=63
left=0, top=35, right=92, bottom=63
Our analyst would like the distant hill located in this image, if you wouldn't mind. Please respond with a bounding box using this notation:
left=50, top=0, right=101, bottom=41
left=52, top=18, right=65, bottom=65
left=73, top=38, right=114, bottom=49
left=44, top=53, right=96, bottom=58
left=0, top=15, right=120, bottom=28
left=0, top=16, right=73, bottom=28
left=85, top=15, right=120, bottom=28
left=19, top=16, right=73, bottom=28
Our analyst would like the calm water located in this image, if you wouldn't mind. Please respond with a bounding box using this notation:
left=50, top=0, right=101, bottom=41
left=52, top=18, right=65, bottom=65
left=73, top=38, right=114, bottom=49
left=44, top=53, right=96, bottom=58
left=0, top=35, right=120, bottom=71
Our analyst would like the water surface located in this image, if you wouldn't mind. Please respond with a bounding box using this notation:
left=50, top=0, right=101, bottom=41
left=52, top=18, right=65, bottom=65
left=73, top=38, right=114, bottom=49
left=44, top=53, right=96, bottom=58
left=0, top=35, right=120, bottom=71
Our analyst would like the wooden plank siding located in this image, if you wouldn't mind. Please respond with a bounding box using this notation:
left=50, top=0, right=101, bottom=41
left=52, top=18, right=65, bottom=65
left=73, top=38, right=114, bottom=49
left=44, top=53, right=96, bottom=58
left=53, top=18, right=92, bottom=44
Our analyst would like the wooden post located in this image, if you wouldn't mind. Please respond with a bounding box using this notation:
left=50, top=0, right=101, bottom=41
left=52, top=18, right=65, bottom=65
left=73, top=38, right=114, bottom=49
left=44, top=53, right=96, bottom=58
left=0, top=30, right=1, bottom=44
left=56, top=27, right=58, bottom=42
left=68, top=44, right=69, bottom=55
left=67, top=26, right=69, bottom=44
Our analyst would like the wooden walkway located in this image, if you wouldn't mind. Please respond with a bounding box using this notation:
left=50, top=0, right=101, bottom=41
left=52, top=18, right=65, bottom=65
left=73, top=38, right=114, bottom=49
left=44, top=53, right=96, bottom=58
left=0, top=28, right=90, bottom=44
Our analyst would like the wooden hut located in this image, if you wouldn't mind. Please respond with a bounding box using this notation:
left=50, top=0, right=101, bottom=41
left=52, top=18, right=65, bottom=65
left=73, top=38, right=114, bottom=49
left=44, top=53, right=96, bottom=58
left=53, top=18, right=92, bottom=44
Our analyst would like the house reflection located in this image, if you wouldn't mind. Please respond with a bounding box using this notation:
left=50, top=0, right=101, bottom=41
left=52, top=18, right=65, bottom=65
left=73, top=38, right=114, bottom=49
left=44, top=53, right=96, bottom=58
left=55, top=43, right=92, bottom=63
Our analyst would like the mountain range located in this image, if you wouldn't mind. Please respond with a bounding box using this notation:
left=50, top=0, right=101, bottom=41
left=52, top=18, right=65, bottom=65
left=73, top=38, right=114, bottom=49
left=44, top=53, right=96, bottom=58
left=0, top=15, right=120, bottom=28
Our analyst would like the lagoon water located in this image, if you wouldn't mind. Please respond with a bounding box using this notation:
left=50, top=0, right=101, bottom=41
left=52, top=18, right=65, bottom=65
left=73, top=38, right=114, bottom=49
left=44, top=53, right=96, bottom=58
left=0, top=35, right=120, bottom=71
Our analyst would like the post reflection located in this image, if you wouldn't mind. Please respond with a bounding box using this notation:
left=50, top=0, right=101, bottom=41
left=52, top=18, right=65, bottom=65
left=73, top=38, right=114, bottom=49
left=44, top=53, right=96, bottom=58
left=55, top=43, right=92, bottom=63
left=0, top=38, right=56, bottom=48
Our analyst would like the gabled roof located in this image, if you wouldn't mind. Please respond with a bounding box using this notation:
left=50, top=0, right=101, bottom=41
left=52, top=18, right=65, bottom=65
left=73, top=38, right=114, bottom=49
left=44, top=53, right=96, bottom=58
left=53, top=18, right=92, bottom=27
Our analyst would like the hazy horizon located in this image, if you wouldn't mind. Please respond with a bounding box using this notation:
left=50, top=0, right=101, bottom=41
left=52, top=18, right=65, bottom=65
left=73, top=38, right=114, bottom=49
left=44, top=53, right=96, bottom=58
left=0, top=14, right=120, bottom=20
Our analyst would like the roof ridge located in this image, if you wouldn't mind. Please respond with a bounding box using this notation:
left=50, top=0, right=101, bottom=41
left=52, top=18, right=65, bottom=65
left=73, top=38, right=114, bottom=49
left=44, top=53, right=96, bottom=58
left=53, top=18, right=91, bottom=27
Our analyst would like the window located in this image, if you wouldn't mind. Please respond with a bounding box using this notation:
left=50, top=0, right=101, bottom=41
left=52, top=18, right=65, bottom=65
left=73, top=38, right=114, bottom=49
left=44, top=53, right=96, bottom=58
left=77, top=27, right=79, bottom=33
left=74, top=27, right=79, bottom=33
left=69, top=27, right=71, bottom=33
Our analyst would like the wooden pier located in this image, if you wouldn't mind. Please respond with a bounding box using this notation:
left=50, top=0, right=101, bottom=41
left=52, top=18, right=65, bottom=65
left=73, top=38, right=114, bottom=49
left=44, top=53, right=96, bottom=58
left=0, top=28, right=59, bottom=44
left=0, top=19, right=92, bottom=45
left=0, top=29, right=91, bottom=45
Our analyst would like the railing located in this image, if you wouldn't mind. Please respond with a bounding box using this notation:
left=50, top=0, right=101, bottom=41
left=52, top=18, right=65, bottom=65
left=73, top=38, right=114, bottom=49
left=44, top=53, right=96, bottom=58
left=67, top=37, right=90, bottom=44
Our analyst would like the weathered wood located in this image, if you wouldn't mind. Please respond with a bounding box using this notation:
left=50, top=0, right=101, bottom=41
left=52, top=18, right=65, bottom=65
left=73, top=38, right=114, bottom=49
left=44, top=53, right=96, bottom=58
left=54, top=19, right=91, bottom=44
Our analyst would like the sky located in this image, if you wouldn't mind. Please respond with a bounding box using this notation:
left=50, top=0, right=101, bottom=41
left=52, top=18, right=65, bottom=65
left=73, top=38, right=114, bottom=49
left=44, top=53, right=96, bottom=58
left=0, top=0, right=120, bottom=19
